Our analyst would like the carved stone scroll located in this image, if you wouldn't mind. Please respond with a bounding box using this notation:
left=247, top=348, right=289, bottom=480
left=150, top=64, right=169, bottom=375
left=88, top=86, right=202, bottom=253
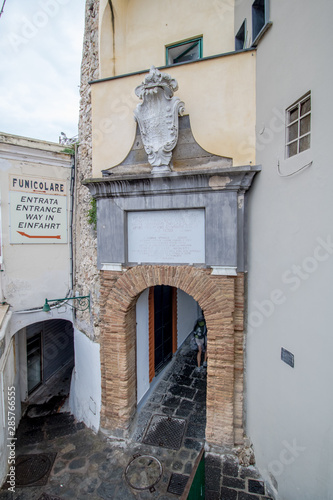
left=134, top=66, right=185, bottom=173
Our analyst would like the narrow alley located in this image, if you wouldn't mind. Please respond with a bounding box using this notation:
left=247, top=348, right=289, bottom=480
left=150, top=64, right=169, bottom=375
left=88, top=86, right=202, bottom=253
left=0, top=338, right=272, bottom=499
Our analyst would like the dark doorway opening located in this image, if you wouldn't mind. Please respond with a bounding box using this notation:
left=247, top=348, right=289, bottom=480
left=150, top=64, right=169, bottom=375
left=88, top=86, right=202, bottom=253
left=27, top=332, right=42, bottom=394
left=154, top=285, right=174, bottom=374
left=26, top=319, right=74, bottom=401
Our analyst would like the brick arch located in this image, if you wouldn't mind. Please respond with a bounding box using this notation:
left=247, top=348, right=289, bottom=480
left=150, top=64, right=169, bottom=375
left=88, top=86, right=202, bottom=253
left=99, top=265, right=244, bottom=447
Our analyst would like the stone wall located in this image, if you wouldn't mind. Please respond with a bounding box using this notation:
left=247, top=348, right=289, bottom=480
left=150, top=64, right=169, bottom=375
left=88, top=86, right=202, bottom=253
left=74, top=0, right=101, bottom=340
left=99, top=265, right=246, bottom=448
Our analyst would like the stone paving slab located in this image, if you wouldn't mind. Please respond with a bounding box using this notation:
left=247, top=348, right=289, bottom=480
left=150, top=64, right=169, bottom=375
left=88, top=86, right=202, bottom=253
left=1, top=426, right=197, bottom=499
left=205, top=454, right=275, bottom=500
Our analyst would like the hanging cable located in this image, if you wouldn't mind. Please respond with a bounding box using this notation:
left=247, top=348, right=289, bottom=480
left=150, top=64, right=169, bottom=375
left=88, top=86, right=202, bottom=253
left=277, top=160, right=313, bottom=177
left=0, top=0, right=7, bottom=18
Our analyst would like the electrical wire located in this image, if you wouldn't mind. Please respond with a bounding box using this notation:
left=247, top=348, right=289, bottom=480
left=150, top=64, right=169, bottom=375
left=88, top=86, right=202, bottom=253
left=277, top=160, right=313, bottom=177
left=0, top=0, right=7, bottom=18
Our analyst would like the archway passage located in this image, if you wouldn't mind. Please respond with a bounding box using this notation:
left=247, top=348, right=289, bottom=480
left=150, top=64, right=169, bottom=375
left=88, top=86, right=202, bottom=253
left=136, top=286, right=201, bottom=405
left=100, top=265, right=245, bottom=448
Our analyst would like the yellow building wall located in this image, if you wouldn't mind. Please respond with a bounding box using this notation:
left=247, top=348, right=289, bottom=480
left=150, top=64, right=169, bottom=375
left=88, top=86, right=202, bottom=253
left=99, top=0, right=235, bottom=77
left=91, top=50, right=256, bottom=176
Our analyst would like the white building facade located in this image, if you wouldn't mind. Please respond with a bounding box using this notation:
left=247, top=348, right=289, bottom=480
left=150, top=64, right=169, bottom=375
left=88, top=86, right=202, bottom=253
left=70, top=1, right=333, bottom=498
left=0, top=133, right=75, bottom=485
left=234, top=1, right=333, bottom=498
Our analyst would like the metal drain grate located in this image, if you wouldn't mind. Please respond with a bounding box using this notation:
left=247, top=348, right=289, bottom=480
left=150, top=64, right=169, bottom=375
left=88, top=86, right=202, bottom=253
left=167, top=473, right=189, bottom=495
left=142, top=414, right=187, bottom=450
left=15, top=453, right=57, bottom=487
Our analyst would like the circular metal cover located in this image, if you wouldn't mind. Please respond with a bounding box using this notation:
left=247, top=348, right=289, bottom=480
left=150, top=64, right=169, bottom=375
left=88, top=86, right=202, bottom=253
left=125, top=454, right=163, bottom=491
left=16, top=454, right=53, bottom=485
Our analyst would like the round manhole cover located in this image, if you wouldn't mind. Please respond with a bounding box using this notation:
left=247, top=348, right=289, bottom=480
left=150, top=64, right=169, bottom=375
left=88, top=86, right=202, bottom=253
left=16, top=454, right=52, bottom=485
left=125, top=455, right=162, bottom=491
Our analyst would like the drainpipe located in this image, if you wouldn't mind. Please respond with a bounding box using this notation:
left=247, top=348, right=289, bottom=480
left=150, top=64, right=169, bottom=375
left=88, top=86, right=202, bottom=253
left=69, top=146, right=76, bottom=293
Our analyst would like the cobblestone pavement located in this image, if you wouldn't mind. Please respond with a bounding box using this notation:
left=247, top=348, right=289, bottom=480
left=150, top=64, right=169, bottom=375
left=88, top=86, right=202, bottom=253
left=0, top=339, right=274, bottom=499
left=205, top=453, right=275, bottom=500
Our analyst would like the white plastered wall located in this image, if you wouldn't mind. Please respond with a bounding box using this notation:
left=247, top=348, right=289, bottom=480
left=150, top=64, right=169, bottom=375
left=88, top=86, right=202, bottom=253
left=243, top=1, right=333, bottom=499
left=0, top=335, right=19, bottom=488
left=69, top=329, right=101, bottom=432
left=0, top=134, right=72, bottom=312
left=177, top=289, right=200, bottom=346
left=136, top=289, right=149, bottom=403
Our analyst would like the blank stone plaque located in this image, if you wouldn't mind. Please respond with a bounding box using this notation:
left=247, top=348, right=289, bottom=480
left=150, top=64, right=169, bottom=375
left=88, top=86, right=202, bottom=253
left=127, top=209, right=205, bottom=264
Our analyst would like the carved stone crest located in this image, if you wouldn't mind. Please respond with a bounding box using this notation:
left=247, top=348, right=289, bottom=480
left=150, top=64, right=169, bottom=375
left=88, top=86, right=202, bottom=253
left=134, top=66, right=185, bottom=173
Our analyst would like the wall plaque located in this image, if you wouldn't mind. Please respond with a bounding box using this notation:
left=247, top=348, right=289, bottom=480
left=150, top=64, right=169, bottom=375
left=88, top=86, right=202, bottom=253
left=127, top=209, right=205, bottom=264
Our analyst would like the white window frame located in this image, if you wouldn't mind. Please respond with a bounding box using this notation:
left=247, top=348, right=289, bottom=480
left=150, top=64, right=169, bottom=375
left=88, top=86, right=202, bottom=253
left=285, top=92, right=311, bottom=159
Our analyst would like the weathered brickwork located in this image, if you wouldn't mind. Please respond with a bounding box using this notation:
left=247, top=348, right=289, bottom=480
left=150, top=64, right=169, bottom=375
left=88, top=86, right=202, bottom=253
left=234, top=273, right=246, bottom=445
left=99, top=265, right=246, bottom=448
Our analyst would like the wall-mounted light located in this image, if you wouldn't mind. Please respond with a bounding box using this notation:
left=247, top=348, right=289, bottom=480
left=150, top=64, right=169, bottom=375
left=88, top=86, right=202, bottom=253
left=42, top=295, right=90, bottom=312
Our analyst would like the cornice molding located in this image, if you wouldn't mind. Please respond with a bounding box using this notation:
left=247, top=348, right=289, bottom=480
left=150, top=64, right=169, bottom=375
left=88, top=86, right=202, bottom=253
left=0, top=143, right=72, bottom=168
left=84, top=165, right=261, bottom=199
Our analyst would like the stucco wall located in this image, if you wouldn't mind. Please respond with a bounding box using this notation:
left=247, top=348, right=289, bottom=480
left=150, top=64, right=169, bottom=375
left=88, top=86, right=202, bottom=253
left=0, top=134, right=72, bottom=312
left=91, top=50, right=256, bottom=176
left=136, top=289, right=149, bottom=403
left=177, top=290, right=200, bottom=347
left=69, top=328, right=101, bottom=432
left=98, top=0, right=235, bottom=77
left=244, top=1, right=333, bottom=498
left=0, top=338, right=19, bottom=488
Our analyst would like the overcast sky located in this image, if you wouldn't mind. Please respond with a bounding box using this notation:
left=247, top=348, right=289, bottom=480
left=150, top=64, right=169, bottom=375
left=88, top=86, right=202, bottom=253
left=0, top=0, right=85, bottom=143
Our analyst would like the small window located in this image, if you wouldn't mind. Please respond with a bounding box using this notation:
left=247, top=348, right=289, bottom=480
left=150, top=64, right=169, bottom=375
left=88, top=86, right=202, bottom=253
left=235, top=20, right=246, bottom=51
left=166, top=37, right=202, bottom=66
left=286, top=93, right=311, bottom=158
left=252, top=0, right=266, bottom=42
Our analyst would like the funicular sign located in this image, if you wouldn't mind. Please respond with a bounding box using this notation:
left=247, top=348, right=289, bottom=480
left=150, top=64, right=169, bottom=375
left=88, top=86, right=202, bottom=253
left=9, top=174, right=68, bottom=244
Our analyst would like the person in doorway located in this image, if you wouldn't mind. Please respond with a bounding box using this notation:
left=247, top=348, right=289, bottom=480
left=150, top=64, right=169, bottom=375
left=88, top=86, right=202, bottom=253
left=193, top=315, right=207, bottom=370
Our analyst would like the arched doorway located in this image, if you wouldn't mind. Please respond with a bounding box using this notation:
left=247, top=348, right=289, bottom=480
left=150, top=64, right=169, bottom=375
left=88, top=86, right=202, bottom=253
left=100, top=265, right=246, bottom=448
